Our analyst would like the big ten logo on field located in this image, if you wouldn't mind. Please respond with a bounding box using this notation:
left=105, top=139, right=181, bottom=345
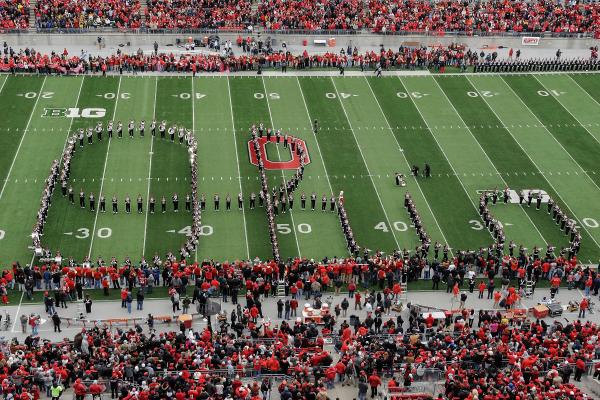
left=248, top=137, right=311, bottom=170
left=476, top=189, right=550, bottom=203
left=42, top=108, right=107, bottom=118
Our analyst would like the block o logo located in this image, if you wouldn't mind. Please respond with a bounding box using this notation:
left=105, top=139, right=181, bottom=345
left=248, top=137, right=311, bottom=170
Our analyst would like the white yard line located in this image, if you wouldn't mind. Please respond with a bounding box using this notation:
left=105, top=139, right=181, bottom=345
left=364, top=76, right=452, bottom=255
left=566, top=75, right=600, bottom=110
left=432, top=77, right=548, bottom=245
left=0, top=76, right=9, bottom=97
left=295, top=78, right=336, bottom=196
left=88, top=76, right=122, bottom=258
left=261, top=76, right=302, bottom=257
left=0, top=76, right=47, bottom=203
left=398, top=76, right=495, bottom=243
left=330, top=77, right=401, bottom=250
left=142, top=77, right=158, bottom=257
left=226, top=77, right=251, bottom=260
left=494, top=76, right=600, bottom=252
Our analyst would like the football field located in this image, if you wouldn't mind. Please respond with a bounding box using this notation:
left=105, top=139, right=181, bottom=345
left=1, top=72, right=600, bottom=266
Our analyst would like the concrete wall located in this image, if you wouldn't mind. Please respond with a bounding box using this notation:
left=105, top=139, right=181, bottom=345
left=1, top=31, right=597, bottom=53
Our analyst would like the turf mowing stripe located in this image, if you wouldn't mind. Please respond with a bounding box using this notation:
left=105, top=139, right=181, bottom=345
left=190, top=77, right=249, bottom=260
left=229, top=77, right=294, bottom=260
left=503, top=75, right=600, bottom=191
left=91, top=77, right=155, bottom=261
left=88, top=76, right=122, bottom=258
left=330, top=78, right=401, bottom=250
left=263, top=77, right=348, bottom=258
left=0, top=76, right=47, bottom=204
left=298, top=77, right=397, bottom=254
left=368, top=77, right=488, bottom=252
left=400, top=76, right=501, bottom=248
left=569, top=74, right=600, bottom=107
left=334, top=77, right=433, bottom=251
left=143, top=77, right=158, bottom=257
left=535, top=74, right=600, bottom=146
left=363, top=77, right=450, bottom=252
left=145, top=77, right=197, bottom=259
left=0, top=77, right=84, bottom=264
left=261, top=77, right=302, bottom=257
left=42, top=77, right=121, bottom=260
left=468, top=75, right=600, bottom=261
left=0, top=76, right=44, bottom=191
left=435, top=76, right=553, bottom=249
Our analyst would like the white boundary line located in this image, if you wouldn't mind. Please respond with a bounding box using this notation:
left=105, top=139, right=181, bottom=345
left=142, top=77, right=158, bottom=257
left=261, top=76, right=302, bottom=257
left=432, top=76, right=548, bottom=245
left=363, top=76, right=452, bottom=255
left=0, top=76, right=47, bottom=203
left=88, top=76, right=122, bottom=258
left=492, top=76, right=600, bottom=252
left=398, top=76, right=495, bottom=243
left=226, top=77, right=251, bottom=260
left=330, top=77, right=401, bottom=250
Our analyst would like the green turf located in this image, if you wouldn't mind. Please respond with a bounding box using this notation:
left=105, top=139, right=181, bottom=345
left=0, top=74, right=599, bottom=268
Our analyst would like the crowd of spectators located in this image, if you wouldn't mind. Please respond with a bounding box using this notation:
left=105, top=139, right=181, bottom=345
left=255, top=0, right=364, bottom=31
left=1, top=243, right=599, bottom=399
left=0, top=44, right=472, bottom=74
left=144, top=0, right=252, bottom=30
left=0, top=0, right=29, bottom=30
left=3, top=0, right=594, bottom=34
left=366, top=0, right=600, bottom=35
left=34, top=0, right=143, bottom=29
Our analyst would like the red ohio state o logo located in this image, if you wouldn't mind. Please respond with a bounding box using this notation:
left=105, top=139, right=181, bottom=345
left=248, top=136, right=311, bottom=170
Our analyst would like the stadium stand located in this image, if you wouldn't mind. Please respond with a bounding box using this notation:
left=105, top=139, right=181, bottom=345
left=34, top=0, right=143, bottom=29
left=0, top=0, right=29, bottom=29
left=144, top=0, right=252, bottom=30
left=8, top=0, right=596, bottom=34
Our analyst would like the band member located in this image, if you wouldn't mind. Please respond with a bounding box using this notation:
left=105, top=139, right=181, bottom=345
left=137, top=194, right=143, bottom=213
left=238, top=193, right=243, bottom=210
left=301, top=193, right=306, bottom=209
left=107, top=121, right=113, bottom=138
left=125, top=195, right=131, bottom=213
left=226, top=194, right=231, bottom=211
left=330, top=195, right=336, bottom=212
left=259, top=191, right=264, bottom=207
left=536, top=193, right=542, bottom=210
left=289, top=193, right=294, bottom=209
left=214, top=194, right=220, bottom=211
left=321, top=194, right=327, bottom=211
left=151, top=119, right=156, bottom=136
left=503, top=187, right=510, bottom=204
left=185, top=194, right=191, bottom=212
left=79, top=189, right=85, bottom=208
left=99, top=194, right=106, bottom=213
left=200, top=193, right=206, bottom=211
left=424, top=163, right=431, bottom=178
left=281, top=196, right=287, bottom=213
left=112, top=195, right=118, bottom=213
left=117, top=121, right=123, bottom=138
left=249, top=192, right=256, bottom=209
left=161, top=196, right=167, bottom=213
left=149, top=196, right=155, bottom=214
left=313, top=119, right=319, bottom=134
left=159, top=120, right=166, bottom=139
left=169, top=125, right=176, bottom=142
left=86, top=127, right=93, bottom=144
left=172, top=193, right=179, bottom=212
left=95, top=122, right=103, bottom=141
left=128, top=120, right=135, bottom=138
left=311, top=192, right=316, bottom=211
left=139, top=120, right=145, bottom=137
left=61, top=180, right=67, bottom=196
left=89, top=192, right=95, bottom=211
left=78, top=129, right=84, bottom=147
